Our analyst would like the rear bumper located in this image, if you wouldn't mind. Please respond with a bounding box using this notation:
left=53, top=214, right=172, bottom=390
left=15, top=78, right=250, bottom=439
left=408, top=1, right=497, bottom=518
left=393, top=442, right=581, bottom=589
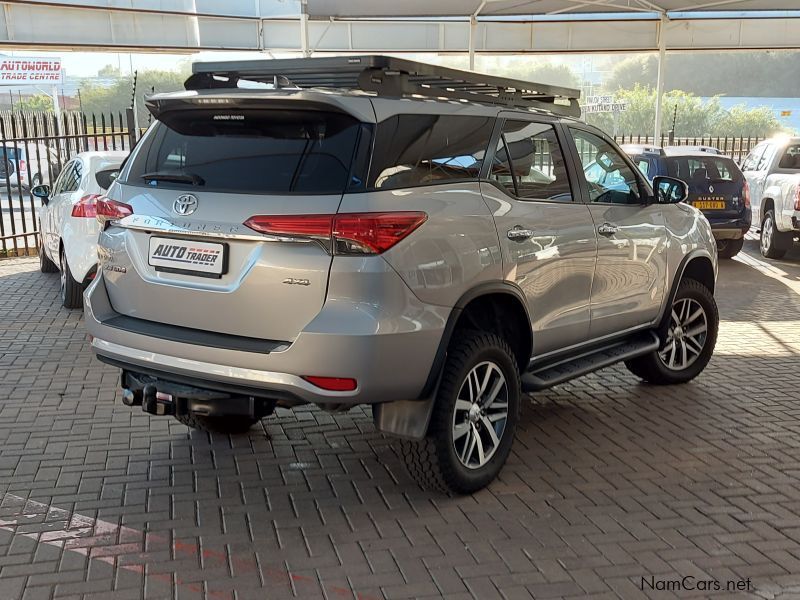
left=708, top=213, right=751, bottom=240
left=84, top=270, right=449, bottom=407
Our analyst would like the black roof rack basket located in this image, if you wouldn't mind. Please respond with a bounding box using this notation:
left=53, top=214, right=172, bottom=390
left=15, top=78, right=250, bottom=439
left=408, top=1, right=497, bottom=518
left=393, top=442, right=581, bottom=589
left=186, top=55, right=581, bottom=118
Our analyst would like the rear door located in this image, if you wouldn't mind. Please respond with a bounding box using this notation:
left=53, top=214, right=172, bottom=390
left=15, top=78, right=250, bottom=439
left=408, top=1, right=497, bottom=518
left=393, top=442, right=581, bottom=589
left=102, top=104, right=369, bottom=342
left=482, top=116, right=596, bottom=356
left=565, top=126, right=667, bottom=338
left=666, top=155, right=746, bottom=217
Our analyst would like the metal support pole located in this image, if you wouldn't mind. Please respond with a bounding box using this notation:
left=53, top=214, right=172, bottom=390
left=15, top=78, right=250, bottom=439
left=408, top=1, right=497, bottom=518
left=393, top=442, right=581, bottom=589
left=51, top=85, right=62, bottom=136
left=469, top=15, right=476, bottom=70
left=300, top=0, right=310, bottom=57
left=653, top=15, right=668, bottom=142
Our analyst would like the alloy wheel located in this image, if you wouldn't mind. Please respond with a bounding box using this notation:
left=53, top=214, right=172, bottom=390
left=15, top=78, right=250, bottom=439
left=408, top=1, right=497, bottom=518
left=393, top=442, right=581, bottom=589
left=761, top=215, right=773, bottom=255
left=658, top=298, right=708, bottom=371
left=59, top=252, right=67, bottom=303
left=451, top=361, right=509, bottom=469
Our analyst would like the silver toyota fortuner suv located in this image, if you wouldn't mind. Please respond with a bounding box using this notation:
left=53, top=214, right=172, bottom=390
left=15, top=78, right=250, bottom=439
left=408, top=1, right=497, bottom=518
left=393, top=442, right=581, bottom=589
left=85, top=56, right=719, bottom=494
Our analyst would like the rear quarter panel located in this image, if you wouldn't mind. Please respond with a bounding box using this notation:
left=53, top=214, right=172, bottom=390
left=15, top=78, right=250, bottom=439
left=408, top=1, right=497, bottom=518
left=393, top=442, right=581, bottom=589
left=337, top=182, right=503, bottom=307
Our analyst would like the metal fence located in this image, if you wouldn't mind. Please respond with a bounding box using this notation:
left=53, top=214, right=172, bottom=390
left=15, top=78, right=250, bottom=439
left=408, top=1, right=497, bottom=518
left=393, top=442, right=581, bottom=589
left=0, top=109, right=770, bottom=258
left=0, top=109, right=137, bottom=257
left=613, top=134, right=763, bottom=163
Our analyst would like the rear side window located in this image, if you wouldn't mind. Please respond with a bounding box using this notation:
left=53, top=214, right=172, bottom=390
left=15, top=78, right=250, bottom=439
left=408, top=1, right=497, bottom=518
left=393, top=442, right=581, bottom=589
left=666, top=156, right=740, bottom=182
left=489, top=120, right=572, bottom=202
left=369, top=114, right=495, bottom=190
left=778, top=144, right=800, bottom=169
left=125, top=109, right=366, bottom=195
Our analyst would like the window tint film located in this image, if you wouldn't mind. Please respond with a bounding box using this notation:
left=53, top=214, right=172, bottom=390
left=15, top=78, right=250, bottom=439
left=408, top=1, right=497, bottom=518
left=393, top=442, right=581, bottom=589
left=126, top=109, right=365, bottom=195
left=492, top=121, right=572, bottom=202
left=665, top=156, right=740, bottom=182
left=778, top=144, right=800, bottom=169
left=370, top=115, right=494, bottom=190
left=569, top=128, right=643, bottom=205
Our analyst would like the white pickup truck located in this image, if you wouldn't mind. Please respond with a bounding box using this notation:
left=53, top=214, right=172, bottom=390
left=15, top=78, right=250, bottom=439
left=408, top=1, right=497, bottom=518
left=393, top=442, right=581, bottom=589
left=742, top=136, right=800, bottom=259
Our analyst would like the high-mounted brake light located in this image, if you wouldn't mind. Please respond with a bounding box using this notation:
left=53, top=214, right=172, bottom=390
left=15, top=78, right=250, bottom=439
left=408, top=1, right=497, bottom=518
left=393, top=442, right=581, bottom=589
left=302, top=376, right=357, bottom=392
left=243, top=212, right=427, bottom=255
left=96, top=196, right=134, bottom=225
left=71, top=194, right=100, bottom=218
left=742, top=180, right=751, bottom=209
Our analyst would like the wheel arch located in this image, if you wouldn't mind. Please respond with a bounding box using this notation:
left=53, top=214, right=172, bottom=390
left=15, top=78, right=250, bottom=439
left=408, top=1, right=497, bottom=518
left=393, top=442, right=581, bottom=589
left=373, top=282, right=532, bottom=440
left=658, top=251, right=715, bottom=336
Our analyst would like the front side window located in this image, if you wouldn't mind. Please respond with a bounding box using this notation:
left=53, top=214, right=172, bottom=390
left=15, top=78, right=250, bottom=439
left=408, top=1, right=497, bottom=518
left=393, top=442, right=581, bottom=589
left=756, top=144, right=776, bottom=171
left=126, top=109, right=365, bottom=195
left=369, top=114, right=495, bottom=190
left=741, top=144, right=766, bottom=172
left=51, top=161, right=75, bottom=196
left=61, top=160, right=83, bottom=193
left=569, top=128, right=644, bottom=205
left=488, top=120, right=572, bottom=202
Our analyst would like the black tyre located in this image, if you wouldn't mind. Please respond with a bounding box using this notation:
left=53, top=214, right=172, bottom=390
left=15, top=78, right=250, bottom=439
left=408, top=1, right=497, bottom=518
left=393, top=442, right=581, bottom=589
left=59, top=250, right=84, bottom=309
left=625, top=278, right=718, bottom=385
left=399, top=331, right=520, bottom=494
left=38, top=232, right=57, bottom=273
left=760, top=210, right=790, bottom=259
left=176, top=414, right=260, bottom=434
left=717, top=237, right=744, bottom=259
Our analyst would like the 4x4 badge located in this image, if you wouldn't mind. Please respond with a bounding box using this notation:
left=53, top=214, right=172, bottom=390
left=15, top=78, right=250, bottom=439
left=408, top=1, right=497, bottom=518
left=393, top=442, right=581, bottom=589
left=173, top=194, right=199, bottom=216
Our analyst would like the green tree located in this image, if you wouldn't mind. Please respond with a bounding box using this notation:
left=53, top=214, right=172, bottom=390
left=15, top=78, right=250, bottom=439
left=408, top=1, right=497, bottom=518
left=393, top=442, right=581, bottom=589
left=79, top=66, right=189, bottom=124
left=584, top=85, right=782, bottom=138
left=14, top=94, right=54, bottom=112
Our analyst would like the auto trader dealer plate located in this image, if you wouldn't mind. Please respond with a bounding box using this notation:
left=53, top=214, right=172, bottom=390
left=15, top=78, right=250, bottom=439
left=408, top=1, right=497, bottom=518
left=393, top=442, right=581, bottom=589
left=148, top=237, right=227, bottom=277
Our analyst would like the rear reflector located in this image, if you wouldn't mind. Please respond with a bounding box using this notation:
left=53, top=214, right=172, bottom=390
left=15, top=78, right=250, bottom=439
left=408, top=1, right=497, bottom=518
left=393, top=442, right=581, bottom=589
left=71, top=194, right=100, bottom=218
left=96, top=196, right=134, bottom=225
left=244, top=211, right=427, bottom=255
left=302, top=376, right=357, bottom=392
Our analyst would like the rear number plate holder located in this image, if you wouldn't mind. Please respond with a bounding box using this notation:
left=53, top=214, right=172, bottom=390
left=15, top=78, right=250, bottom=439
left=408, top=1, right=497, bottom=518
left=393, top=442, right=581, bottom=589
left=148, top=237, right=227, bottom=278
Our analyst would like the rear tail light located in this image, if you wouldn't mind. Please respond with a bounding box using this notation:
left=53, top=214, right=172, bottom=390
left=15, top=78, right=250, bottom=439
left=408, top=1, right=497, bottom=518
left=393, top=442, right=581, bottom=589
left=96, top=196, right=134, bottom=226
left=18, top=159, right=26, bottom=174
left=795, top=185, right=800, bottom=212
left=243, top=212, right=427, bottom=255
left=742, top=180, right=751, bottom=209
left=71, top=194, right=100, bottom=218
left=302, top=376, right=357, bottom=392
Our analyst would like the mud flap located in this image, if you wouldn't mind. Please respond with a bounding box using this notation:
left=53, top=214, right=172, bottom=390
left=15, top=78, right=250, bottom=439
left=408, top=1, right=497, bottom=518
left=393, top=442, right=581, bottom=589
left=372, top=397, right=437, bottom=440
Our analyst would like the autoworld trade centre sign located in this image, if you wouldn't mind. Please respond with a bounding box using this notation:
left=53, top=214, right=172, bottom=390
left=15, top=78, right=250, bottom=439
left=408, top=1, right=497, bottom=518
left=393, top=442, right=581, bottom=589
left=0, top=57, right=62, bottom=84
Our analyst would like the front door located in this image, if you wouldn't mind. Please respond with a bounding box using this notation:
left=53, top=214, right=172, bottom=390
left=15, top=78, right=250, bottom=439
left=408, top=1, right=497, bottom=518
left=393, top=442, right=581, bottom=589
left=482, top=117, right=597, bottom=357
left=565, top=127, right=667, bottom=339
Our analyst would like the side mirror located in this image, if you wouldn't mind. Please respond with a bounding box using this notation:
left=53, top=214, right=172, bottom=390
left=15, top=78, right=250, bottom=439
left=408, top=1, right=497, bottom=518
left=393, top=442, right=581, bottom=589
left=31, top=184, right=50, bottom=204
left=95, top=168, right=119, bottom=190
left=652, top=176, right=688, bottom=204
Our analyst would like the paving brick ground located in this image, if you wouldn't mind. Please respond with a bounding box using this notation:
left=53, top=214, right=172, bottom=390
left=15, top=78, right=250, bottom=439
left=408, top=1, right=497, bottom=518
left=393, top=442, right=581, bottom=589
left=2, top=238, right=800, bottom=600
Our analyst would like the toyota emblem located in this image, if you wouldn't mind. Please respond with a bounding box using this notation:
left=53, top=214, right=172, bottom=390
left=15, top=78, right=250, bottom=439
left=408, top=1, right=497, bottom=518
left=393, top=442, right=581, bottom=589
left=173, top=194, right=198, bottom=216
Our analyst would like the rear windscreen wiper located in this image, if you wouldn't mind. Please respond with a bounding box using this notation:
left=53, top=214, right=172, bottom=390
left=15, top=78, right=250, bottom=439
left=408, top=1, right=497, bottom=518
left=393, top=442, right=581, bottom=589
left=141, top=171, right=205, bottom=186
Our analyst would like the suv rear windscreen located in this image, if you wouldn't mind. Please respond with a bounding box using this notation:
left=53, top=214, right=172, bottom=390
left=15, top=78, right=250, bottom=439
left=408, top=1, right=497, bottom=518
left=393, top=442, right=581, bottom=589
left=665, top=155, right=741, bottom=182
left=125, top=109, right=366, bottom=195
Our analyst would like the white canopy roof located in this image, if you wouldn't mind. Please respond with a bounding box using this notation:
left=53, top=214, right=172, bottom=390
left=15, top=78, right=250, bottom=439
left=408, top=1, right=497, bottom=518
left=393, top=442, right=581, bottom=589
left=305, top=0, right=800, bottom=17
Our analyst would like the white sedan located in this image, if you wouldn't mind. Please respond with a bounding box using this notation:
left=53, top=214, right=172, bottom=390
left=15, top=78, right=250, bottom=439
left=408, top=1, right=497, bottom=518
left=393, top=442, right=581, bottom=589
left=35, top=151, right=127, bottom=309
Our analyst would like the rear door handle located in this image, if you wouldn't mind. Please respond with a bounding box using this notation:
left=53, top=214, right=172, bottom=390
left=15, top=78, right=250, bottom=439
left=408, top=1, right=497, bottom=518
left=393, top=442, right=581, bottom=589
left=507, top=226, right=534, bottom=241
left=597, top=223, right=619, bottom=236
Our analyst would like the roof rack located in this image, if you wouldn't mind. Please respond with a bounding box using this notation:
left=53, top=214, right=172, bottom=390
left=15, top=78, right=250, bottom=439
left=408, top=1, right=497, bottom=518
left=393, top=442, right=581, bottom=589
left=186, top=55, right=581, bottom=118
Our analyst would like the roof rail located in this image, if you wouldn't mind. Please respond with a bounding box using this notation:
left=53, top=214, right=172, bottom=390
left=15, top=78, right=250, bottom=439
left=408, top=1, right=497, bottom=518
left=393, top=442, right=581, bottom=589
left=186, top=55, right=581, bottom=118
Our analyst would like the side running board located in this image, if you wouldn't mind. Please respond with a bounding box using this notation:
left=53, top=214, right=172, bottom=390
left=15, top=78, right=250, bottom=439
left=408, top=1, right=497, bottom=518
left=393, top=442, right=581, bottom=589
left=522, top=331, right=660, bottom=392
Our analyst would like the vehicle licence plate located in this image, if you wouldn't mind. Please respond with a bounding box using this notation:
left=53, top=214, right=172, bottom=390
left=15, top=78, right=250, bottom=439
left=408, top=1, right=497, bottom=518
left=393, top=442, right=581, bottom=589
left=148, top=237, right=226, bottom=277
left=693, top=200, right=726, bottom=210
